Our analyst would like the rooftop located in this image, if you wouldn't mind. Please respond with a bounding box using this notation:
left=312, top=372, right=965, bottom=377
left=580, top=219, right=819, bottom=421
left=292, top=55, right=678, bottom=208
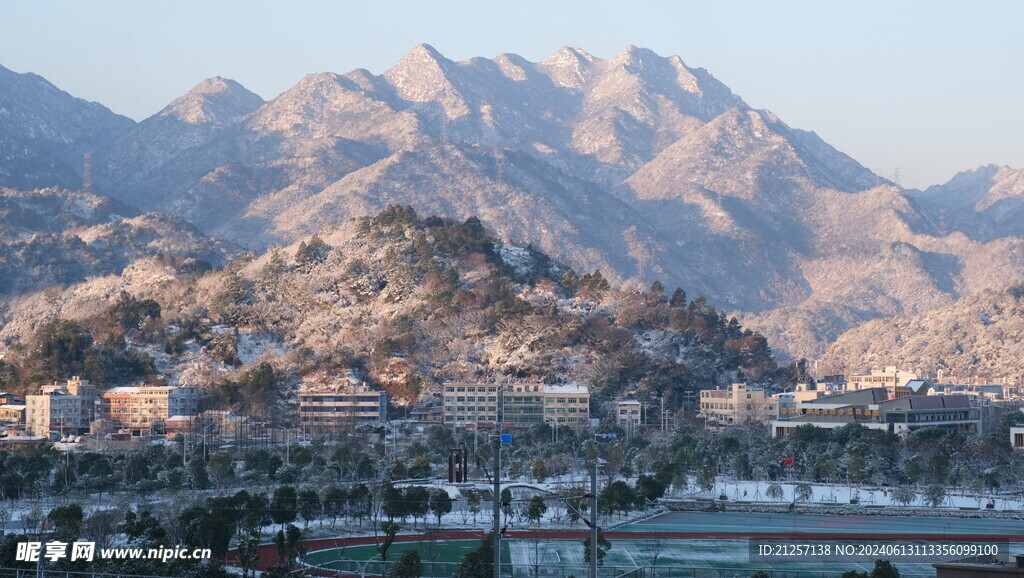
left=902, top=395, right=971, bottom=410
left=103, top=385, right=194, bottom=395
left=544, top=384, right=589, bottom=395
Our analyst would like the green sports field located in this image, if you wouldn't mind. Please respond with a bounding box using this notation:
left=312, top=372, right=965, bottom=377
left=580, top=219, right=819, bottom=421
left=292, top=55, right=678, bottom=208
left=303, top=511, right=1024, bottom=577
left=306, top=538, right=953, bottom=577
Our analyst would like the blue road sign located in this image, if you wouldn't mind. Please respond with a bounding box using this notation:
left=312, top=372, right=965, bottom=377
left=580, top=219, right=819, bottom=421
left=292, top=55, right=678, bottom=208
left=500, top=434, right=513, bottom=444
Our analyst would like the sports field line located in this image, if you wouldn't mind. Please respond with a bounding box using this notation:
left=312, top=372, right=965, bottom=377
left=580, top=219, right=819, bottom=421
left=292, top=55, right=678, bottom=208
left=623, top=544, right=637, bottom=568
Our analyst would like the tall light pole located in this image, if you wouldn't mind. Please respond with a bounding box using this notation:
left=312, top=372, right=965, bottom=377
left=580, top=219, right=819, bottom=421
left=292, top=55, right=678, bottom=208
left=492, top=383, right=504, bottom=578
left=589, top=458, right=598, bottom=578
left=199, top=421, right=214, bottom=463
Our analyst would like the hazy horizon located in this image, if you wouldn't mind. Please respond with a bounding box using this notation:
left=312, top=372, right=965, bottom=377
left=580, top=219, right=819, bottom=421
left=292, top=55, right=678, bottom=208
left=2, top=0, right=1021, bottom=189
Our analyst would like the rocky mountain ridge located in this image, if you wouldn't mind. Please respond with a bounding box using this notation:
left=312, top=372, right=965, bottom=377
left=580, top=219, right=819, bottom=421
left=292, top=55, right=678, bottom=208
left=0, top=64, right=133, bottom=190
left=2, top=46, right=1024, bottom=370
left=819, top=283, right=1024, bottom=378
left=0, top=187, right=240, bottom=295
left=911, top=165, right=1024, bottom=241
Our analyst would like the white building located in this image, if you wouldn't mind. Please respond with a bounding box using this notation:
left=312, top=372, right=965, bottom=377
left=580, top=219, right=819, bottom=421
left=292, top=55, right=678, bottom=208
left=99, top=385, right=202, bottom=430
left=699, top=383, right=778, bottom=426
left=25, top=377, right=97, bottom=436
left=614, top=399, right=643, bottom=429
left=299, top=383, right=388, bottom=431
left=443, top=383, right=590, bottom=427
left=845, top=366, right=920, bottom=395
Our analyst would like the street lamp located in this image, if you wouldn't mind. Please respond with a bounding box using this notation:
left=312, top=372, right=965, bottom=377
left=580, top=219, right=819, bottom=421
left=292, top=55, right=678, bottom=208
left=198, top=421, right=214, bottom=463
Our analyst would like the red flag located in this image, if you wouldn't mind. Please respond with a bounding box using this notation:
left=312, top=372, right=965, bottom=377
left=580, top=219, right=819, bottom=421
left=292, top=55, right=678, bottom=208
left=781, top=457, right=795, bottom=467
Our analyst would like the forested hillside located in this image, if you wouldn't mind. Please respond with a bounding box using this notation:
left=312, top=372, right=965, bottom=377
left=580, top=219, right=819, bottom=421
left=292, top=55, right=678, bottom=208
left=0, top=206, right=789, bottom=417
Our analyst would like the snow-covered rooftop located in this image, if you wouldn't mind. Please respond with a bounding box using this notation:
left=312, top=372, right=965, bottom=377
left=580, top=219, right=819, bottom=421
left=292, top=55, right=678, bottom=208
left=544, top=384, right=588, bottom=395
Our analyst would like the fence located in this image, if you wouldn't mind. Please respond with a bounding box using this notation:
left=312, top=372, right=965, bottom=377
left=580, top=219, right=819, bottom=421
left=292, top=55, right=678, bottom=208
left=305, top=560, right=937, bottom=578
left=0, top=569, right=165, bottom=578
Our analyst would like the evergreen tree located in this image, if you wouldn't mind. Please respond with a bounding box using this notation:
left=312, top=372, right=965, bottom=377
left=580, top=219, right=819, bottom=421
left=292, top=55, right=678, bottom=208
left=429, top=488, right=453, bottom=525
left=392, top=549, right=423, bottom=578
left=47, top=504, right=84, bottom=541
left=405, top=486, right=431, bottom=523
left=383, top=483, right=406, bottom=521
left=270, top=485, right=298, bottom=528
left=408, top=455, right=432, bottom=478
left=582, top=532, right=612, bottom=566
left=295, top=235, right=329, bottom=268
left=452, top=535, right=494, bottom=578
left=560, top=269, right=581, bottom=292
left=322, top=485, right=346, bottom=528
left=669, top=287, right=687, bottom=308
left=649, top=280, right=666, bottom=301
left=298, top=488, right=321, bottom=528
left=526, top=495, right=547, bottom=524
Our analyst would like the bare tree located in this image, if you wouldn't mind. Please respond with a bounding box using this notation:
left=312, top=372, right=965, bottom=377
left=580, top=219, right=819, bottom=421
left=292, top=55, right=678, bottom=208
left=525, top=538, right=550, bottom=578
left=84, top=509, right=123, bottom=549
left=892, top=485, right=916, bottom=506
left=421, top=528, right=443, bottom=577
left=646, top=531, right=667, bottom=576
left=794, top=482, right=813, bottom=503
left=739, top=394, right=775, bottom=425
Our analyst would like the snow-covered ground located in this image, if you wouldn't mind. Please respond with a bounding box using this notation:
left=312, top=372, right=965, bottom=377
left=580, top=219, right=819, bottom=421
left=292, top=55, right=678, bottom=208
left=673, top=477, right=1024, bottom=511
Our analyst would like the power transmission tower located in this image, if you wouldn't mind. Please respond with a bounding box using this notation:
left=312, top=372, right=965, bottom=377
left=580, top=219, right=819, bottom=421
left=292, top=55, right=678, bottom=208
left=82, top=152, right=93, bottom=194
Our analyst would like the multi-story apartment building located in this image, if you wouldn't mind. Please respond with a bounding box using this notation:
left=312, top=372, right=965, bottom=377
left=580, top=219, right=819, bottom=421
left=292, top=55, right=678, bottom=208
left=845, top=366, right=923, bottom=397
left=774, top=383, right=833, bottom=416
left=614, top=399, right=643, bottom=429
left=99, top=385, right=202, bottom=430
left=298, top=383, right=388, bottom=431
left=772, top=387, right=982, bottom=437
left=442, top=382, right=590, bottom=427
left=0, top=404, right=25, bottom=428
left=25, top=377, right=97, bottom=436
left=541, top=385, right=590, bottom=425
left=699, top=383, right=778, bottom=426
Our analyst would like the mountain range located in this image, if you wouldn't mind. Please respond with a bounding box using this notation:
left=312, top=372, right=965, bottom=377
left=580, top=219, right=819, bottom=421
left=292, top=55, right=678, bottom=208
left=2, top=47, right=1023, bottom=371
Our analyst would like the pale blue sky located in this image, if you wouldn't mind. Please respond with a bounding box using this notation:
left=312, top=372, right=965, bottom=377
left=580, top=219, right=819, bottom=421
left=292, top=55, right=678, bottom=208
left=1, top=0, right=1021, bottom=189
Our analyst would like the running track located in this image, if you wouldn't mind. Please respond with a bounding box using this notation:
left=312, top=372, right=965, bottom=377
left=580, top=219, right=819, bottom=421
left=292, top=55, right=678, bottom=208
left=225, top=511, right=1024, bottom=574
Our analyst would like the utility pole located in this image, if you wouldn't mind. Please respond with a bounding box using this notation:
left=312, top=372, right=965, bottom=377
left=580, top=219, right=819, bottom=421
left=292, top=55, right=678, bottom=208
left=492, top=384, right=503, bottom=578
left=589, top=459, right=598, bottom=578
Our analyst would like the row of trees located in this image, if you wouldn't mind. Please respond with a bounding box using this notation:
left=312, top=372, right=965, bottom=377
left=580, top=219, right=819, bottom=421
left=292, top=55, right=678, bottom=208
left=381, top=482, right=453, bottom=524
